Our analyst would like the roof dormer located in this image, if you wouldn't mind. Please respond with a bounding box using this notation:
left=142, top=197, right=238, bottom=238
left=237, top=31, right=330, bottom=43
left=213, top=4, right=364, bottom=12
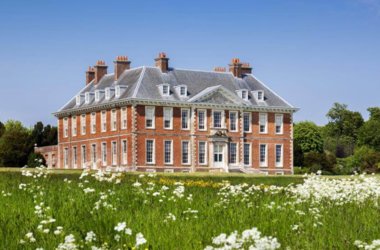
left=75, top=95, right=83, bottom=106
left=115, top=85, right=127, bottom=99
left=95, top=90, right=105, bottom=102
left=236, top=89, right=249, bottom=101
left=84, top=92, right=94, bottom=104
left=158, top=83, right=170, bottom=97
left=174, top=85, right=188, bottom=98
left=105, top=87, right=114, bottom=100
left=252, top=90, right=265, bottom=102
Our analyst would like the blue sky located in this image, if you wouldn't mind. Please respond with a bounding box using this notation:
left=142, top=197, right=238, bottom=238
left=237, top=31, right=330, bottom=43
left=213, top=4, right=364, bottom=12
left=0, top=0, right=379, bottom=127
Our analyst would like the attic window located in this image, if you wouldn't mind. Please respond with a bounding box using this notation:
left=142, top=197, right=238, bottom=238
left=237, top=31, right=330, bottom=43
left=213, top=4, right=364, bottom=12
left=115, top=86, right=121, bottom=98
left=76, top=95, right=81, bottom=106
left=257, top=91, right=264, bottom=101
left=236, top=89, right=249, bottom=101
left=180, top=86, right=187, bottom=97
left=85, top=92, right=91, bottom=104
left=162, top=84, right=169, bottom=96
left=105, top=88, right=111, bottom=100
left=95, top=91, right=100, bottom=102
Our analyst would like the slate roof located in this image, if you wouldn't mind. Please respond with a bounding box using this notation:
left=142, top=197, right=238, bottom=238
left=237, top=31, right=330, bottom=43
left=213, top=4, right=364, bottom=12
left=57, top=66, right=295, bottom=113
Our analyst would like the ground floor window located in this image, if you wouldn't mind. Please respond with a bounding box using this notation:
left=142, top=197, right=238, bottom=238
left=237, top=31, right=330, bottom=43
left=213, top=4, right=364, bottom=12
left=72, top=146, right=77, bottom=168
left=122, top=140, right=127, bottom=165
left=229, top=143, right=237, bottom=164
left=81, top=145, right=86, bottom=168
left=182, top=141, right=190, bottom=164
left=91, top=144, right=97, bottom=167
left=198, top=141, right=207, bottom=164
left=112, top=141, right=117, bottom=166
left=63, top=148, right=68, bottom=168
left=260, top=144, right=267, bottom=167
left=275, top=144, right=283, bottom=167
left=101, top=142, right=107, bottom=166
left=244, top=143, right=250, bottom=165
left=146, top=140, right=154, bottom=164
left=164, top=140, right=172, bottom=164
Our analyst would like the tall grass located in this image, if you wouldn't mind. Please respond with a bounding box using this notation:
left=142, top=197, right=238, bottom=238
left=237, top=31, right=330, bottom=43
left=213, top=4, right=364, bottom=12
left=0, top=170, right=378, bottom=249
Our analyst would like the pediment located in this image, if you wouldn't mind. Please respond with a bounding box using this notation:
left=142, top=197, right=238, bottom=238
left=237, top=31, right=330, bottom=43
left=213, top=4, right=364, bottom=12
left=188, top=86, right=245, bottom=105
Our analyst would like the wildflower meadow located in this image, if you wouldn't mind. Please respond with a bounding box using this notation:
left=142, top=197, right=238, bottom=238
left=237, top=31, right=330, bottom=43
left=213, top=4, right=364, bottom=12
left=0, top=168, right=380, bottom=249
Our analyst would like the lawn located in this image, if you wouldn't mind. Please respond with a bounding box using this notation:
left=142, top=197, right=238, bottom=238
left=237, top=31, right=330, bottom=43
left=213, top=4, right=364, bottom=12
left=0, top=168, right=379, bottom=249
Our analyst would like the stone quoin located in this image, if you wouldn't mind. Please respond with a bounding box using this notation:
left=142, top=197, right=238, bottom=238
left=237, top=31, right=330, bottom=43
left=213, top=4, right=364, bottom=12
left=47, top=53, right=298, bottom=174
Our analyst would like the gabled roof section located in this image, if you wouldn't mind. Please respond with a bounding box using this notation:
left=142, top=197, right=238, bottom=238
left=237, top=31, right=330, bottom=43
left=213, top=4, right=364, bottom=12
left=188, top=85, right=247, bottom=105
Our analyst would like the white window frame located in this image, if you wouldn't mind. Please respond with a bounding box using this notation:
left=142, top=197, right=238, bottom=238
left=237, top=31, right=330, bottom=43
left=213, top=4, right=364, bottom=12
left=197, top=109, right=207, bottom=131
left=181, top=140, right=191, bottom=165
left=163, top=107, right=173, bottom=130
left=275, top=144, right=283, bottom=167
left=243, top=143, right=251, bottom=166
left=72, top=116, right=77, bottom=137
left=229, top=111, right=238, bottom=132
left=81, top=114, right=86, bottom=135
left=181, top=108, right=190, bottom=130
left=95, top=90, right=100, bottom=102
left=112, top=141, right=117, bottom=166
left=198, top=141, right=207, bottom=165
left=105, top=88, right=111, bottom=100
left=76, top=95, right=81, bottom=106
left=212, top=110, right=225, bottom=128
left=101, top=142, right=107, bottom=166
left=259, top=144, right=268, bottom=167
left=91, top=143, right=97, bottom=168
left=259, top=113, right=268, bottom=134
left=162, top=84, right=170, bottom=96
left=121, top=140, right=127, bottom=165
left=179, top=86, right=187, bottom=97
left=115, top=86, right=121, bottom=98
left=85, top=92, right=91, bottom=104
left=81, top=145, right=86, bottom=168
left=243, top=112, right=252, bottom=132
left=275, top=114, right=284, bottom=135
left=101, top=111, right=107, bottom=132
left=145, top=139, right=155, bottom=164
left=163, top=140, right=173, bottom=165
left=121, top=107, right=127, bottom=130
left=145, top=106, right=155, bottom=129
left=257, top=90, right=264, bottom=101
left=63, top=147, right=69, bottom=168
left=72, top=146, right=77, bottom=168
left=229, top=142, right=238, bottom=165
left=91, top=112, right=96, bottom=134
left=111, top=109, right=117, bottom=131
left=63, top=117, right=68, bottom=138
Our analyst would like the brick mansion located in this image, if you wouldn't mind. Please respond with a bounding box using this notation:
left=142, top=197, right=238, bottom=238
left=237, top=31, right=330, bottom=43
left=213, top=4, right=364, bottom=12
left=45, top=53, right=298, bottom=174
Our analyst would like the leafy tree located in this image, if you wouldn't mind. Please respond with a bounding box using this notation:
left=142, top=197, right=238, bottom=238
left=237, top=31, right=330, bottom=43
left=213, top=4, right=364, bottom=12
left=294, top=121, right=324, bottom=153
left=30, top=122, right=58, bottom=147
left=0, top=121, right=4, bottom=138
left=303, top=151, right=336, bottom=173
left=346, top=146, right=380, bottom=173
left=0, top=120, right=33, bottom=167
left=357, top=107, right=380, bottom=151
left=31, top=121, right=44, bottom=146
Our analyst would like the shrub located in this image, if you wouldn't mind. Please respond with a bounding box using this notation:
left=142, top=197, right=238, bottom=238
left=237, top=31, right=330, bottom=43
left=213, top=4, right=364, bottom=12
left=27, top=153, right=46, bottom=168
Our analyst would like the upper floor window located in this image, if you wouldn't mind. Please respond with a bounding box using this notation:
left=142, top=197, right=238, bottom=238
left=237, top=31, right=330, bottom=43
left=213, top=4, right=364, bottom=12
left=158, top=84, right=170, bottom=96
left=180, top=86, right=187, bottom=97
left=111, top=109, right=117, bottom=131
left=145, top=106, right=155, bottom=129
left=81, top=114, right=86, bottom=135
left=252, top=90, right=265, bottom=102
left=181, top=108, right=190, bottom=130
left=259, top=113, right=268, bottom=133
left=243, top=112, right=251, bottom=132
left=63, top=117, right=68, bottom=138
left=212, top=110, right=224, bottom=128
left=121, top=107, right=127, bottom=130
left=275, top=114, right=283, bottom=134
left=163, top=107, right=173, bottom=129
left=236, top=89, right=249, bottom=101
left=101, top=111, right=107, bottom=132
left=91, top=112, right=96, bottom=134
left=198, top=109, right=207, bottom=131
left=72, top=116, right=77, bottom=137
left=229, top=111, right=238, bottom=132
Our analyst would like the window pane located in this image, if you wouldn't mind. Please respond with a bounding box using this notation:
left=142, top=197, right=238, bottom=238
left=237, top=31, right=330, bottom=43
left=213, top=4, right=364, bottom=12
left=260, top=144, right=266, bottom=164
left=182, top=141, right=189, bottom=163
left=244, top=144, right=250, bottom=165
left=182, top=110, right=189, bottom=129
left=199, top=142, right=206, bottom=164
left=164, top=141, right=172, bottom=163
left=230, top=112, right=236, bottom=131
left=229, top=143, right=237, bottom=164
left=213, top=111, right=222, bottom=128
left=243, top=113, right=250, bottom=132
left=146, top=140, right=154, bottom=163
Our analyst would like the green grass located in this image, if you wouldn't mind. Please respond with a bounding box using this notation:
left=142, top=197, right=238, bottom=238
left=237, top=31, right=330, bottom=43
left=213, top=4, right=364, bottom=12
left=0, top=169, right=379, bottom=249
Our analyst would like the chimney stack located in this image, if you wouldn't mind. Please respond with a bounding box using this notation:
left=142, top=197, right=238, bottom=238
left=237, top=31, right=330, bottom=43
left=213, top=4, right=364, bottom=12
left=94, top=60, right=108, bottom=84
left=86, top=66, right=95, bottom=85
left=213, top=67, right=226, bottom=72
left=114, top=56, right=131, bottom=81
left=229, top=58, right=243, bottom=78
left=241, top=62, right=252, bottom=75
left=155, top=52, right=169, bottom=73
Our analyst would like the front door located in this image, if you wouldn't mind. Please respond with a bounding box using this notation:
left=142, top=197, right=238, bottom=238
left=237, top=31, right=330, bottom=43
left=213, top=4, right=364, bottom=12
left=213, top=143, right=224, bottom=168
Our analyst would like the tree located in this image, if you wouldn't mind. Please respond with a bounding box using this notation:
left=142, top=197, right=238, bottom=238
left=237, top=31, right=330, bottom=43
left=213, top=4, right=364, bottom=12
left=27, top=152, right=46, bottom=168
left=0, top=121, right=4, bottom=138
left=357, top=107, right=380, bottom=151
left=31, top=121, right=44, bottom=146
left=30, top=122, right=58, bottom=147
left=324, top=103, right=364, bottom=157
left=294, top=121, right=324, bottom=153
left=347, top=146, right=380, bottom=173
left=303, top=151, right=336, bottom=173
left=0, top=120, right=33, bottom=167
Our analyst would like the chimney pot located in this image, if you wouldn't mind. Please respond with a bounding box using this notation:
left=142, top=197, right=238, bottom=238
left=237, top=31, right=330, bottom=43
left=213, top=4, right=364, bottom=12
left=213, top=67, right=226, bottom=72
left=114, top=55, right=131, bottom=81
left=229, top=57, right=243, bottom=78
left=241, top=62, right=252, bottom=75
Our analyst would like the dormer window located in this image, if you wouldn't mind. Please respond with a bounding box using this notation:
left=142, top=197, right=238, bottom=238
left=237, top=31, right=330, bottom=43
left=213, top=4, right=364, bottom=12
left=105, top=88, right=111, bottom=100
left=115, top=86, right=121, bottom=98
left=158, top=83, right=170, bottom=97
left=76, top=95, right=81, bottom=106
left=95, top=91, right=100, bottom=102
left=236, top=89, right=249, bottom=101
left=180, top=86, right=187, bottom=97
left=85, top=92, right=91, bottom=104
left=252, top=90, right=265, bottom=102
